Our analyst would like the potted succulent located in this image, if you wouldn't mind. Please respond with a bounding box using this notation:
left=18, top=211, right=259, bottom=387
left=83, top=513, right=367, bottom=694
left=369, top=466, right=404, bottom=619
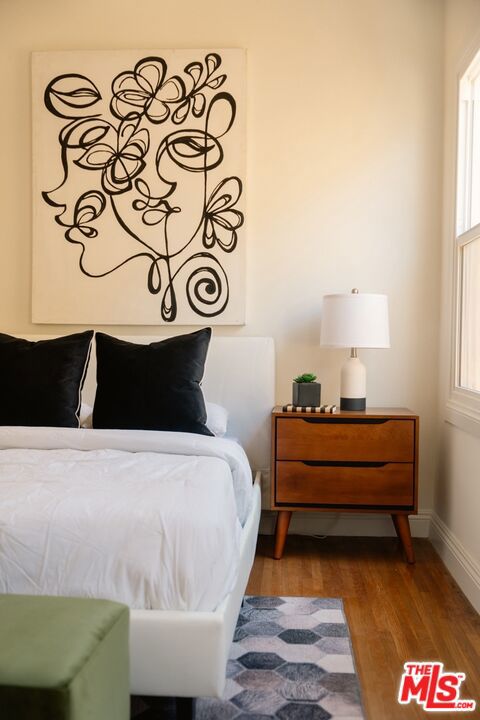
left=292, top=373, right=321, bottom=407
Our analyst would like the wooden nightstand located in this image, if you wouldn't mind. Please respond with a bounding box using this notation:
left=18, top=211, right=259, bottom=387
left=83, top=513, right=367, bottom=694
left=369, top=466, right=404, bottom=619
left=271, top=407, right=419, bottom=562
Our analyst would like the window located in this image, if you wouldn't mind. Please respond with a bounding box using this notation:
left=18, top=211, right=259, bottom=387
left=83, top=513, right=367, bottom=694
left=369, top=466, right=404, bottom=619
left=454, top=49, right=480, bottom=401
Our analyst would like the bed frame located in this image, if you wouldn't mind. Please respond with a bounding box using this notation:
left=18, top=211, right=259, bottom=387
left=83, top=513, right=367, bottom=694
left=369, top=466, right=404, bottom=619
left=130, top=472, right=261, bottom=699
left=27, top=334, right=275, bottom=701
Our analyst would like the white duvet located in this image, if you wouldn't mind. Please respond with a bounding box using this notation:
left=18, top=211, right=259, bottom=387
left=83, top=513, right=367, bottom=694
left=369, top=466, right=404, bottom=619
left=0, top=427, right=253, bottom=611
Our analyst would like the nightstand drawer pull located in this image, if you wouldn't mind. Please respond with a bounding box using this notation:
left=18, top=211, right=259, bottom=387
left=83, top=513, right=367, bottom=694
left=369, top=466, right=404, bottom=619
left=302, top=460, right=388, bottom=468
left=302, top=418, right=388, bottom=425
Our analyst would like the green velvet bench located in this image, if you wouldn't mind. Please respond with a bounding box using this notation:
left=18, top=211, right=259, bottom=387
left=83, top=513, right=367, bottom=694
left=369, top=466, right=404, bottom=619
left=0, top=594, right=130, bottom=720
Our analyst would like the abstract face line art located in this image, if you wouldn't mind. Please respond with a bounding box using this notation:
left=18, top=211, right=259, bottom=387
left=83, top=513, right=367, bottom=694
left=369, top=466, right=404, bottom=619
left=33, top=50, right=245, bottom=324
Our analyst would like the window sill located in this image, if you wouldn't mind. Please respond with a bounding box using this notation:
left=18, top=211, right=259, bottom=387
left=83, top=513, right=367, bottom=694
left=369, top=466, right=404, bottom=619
left=445, top=398, right=480, bottom=438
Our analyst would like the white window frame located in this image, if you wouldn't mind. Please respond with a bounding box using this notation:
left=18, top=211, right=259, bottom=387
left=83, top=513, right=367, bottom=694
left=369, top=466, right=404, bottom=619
left=446, top=44, right=480, bottom=435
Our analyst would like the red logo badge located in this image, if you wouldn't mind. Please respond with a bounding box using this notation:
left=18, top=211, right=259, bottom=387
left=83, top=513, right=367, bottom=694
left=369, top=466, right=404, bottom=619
left=398, top=662, right=476, bottom=712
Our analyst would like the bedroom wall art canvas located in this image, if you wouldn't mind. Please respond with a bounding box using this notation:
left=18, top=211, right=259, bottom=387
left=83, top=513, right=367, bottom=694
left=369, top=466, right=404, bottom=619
left=32, top=49, right=246, bottom=324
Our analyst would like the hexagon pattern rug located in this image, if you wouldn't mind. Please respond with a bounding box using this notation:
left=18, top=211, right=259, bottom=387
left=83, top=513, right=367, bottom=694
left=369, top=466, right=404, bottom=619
left=131, top=596, right=365, bottom=719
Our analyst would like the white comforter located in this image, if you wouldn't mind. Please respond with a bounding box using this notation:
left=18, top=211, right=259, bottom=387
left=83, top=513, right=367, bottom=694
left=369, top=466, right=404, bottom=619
left=0, top=427, right=253, bottom=611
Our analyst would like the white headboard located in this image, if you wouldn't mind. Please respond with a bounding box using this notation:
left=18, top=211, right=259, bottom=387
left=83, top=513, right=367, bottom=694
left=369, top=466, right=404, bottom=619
left=25, top=334, right=275, bottom=472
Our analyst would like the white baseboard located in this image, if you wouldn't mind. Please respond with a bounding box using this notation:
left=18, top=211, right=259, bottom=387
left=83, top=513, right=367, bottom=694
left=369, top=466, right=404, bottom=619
left=259, top=509, right=431, bottom=537
left=429, top=513, right=480, bottom=614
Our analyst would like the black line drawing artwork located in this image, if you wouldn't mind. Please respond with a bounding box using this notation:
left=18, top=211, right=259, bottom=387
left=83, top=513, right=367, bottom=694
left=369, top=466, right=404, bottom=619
left=41, top=53, right=244, bottom=322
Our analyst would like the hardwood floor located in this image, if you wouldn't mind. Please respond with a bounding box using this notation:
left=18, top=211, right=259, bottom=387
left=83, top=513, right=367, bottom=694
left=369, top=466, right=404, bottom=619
left=247, top=535, right=480, bottom=720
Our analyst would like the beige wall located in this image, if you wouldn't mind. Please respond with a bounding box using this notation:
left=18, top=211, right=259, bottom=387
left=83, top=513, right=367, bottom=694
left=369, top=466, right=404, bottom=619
left=436, top=0, right=480, bottom=605
left=0, top=0, right=444, bottom=514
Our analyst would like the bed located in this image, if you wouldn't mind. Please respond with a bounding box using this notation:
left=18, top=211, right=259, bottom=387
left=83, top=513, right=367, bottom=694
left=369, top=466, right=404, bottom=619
left=0, top=333, right=274, bottom=700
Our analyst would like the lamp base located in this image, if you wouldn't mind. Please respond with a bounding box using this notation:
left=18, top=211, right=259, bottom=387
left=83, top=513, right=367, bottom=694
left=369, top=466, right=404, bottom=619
left=340, top=397, right=366, bottom=411
left=340, top=355, right=367, bottom=411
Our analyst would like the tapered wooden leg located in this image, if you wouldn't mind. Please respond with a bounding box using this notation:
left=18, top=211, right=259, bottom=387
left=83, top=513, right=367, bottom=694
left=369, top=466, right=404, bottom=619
left=392, top=513, right=415, bottom=564
left=274, top=511, right=292, bottom=559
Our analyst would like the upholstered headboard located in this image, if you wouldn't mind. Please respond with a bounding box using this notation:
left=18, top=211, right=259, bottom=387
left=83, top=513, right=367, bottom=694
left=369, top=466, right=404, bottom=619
left=25, top=334, right=275, bottom=473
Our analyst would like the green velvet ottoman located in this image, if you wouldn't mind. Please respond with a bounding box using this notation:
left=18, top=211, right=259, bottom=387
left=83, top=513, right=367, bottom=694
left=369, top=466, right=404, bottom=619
left=0, top=594, right=130, bottom=720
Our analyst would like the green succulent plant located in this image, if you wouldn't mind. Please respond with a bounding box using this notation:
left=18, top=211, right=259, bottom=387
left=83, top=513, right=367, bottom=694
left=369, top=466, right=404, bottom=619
left=293, top=373, right=317, bottom=383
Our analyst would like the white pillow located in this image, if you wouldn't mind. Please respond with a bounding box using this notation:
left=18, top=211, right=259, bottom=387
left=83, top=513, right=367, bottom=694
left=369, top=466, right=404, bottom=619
left=80, top=402, right=93, bottom=428
left=206, top=402, right=228, bottom=437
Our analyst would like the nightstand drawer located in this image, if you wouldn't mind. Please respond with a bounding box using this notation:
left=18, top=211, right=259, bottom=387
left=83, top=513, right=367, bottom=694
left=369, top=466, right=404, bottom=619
left=276, top=418, right=414, bottom=462
left=276, top=461, right=414, bottom=507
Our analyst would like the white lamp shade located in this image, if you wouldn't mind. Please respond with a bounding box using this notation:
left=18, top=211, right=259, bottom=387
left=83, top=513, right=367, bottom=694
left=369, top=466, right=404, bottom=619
left=320, top=292, right=390, bottom=349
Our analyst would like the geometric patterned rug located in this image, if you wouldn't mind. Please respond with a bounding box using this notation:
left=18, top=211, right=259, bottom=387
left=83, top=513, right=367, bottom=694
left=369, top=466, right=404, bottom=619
left=132, top=596, right=365, bottom=719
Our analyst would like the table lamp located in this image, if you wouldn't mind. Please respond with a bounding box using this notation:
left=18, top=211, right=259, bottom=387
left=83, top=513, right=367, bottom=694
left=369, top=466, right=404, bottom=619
left=320, top=289, right=390, bottom=410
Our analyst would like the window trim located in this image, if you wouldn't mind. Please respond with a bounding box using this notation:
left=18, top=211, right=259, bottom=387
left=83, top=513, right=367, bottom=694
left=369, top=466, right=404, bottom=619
left=447, top=43, right=480, bottom=435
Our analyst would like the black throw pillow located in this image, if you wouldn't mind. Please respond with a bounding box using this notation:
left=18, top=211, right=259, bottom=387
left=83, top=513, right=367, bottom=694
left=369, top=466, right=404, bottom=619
left=92, top=328, right=214, bottom=436
left=0, top=331, right=94, bottom=427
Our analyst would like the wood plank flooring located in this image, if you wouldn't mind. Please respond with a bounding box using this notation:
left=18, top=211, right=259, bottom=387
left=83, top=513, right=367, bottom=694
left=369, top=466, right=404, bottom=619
left=247, top=535, right=480, bottom=720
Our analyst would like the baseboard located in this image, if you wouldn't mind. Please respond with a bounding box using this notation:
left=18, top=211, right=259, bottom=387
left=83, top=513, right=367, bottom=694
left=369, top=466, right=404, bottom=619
left=259, top=509, right=431, bottom=537
left=429, top=513, right=480, bottom=614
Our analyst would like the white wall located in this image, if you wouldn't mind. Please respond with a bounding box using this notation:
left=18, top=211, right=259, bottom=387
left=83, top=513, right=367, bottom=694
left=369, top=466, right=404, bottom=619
left=435, top=0, right=480, bottom=612
left=0, top=0, right=444, bottom=528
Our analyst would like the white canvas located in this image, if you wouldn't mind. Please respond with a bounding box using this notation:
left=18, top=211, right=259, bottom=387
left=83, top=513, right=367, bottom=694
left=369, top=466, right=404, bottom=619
left=32, top=49, right=246, bottom=325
